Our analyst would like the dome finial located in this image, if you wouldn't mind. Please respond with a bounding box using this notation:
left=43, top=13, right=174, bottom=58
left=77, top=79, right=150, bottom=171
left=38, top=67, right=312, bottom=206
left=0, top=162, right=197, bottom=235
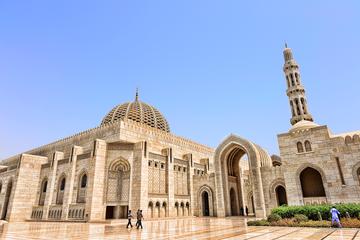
left=285, top=42, right=288, bottom=48
left=135, top=88, right=139, bottom=101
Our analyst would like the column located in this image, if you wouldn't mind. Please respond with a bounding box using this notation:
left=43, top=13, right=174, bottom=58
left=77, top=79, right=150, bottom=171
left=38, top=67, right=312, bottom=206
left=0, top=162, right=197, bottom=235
left=129, top=141, right=149, bottom=217
left=165, top=148, right=175, bottom=217
left=87, top=139, right=107, bottom=222
left=8, top=154, right=48, bottom=222
left=64, top=146, right=82, bottom=220
left=43, top=151, right=64, bottom=219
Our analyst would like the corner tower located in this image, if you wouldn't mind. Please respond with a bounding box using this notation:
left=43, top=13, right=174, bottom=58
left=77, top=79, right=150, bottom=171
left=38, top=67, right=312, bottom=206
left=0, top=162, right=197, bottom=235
left=283, top=44, right=313, bottom=125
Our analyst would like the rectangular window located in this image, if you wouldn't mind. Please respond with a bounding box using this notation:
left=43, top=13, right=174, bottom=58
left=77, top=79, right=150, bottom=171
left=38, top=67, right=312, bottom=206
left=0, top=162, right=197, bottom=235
left=335, top=157, right=346, bottom=185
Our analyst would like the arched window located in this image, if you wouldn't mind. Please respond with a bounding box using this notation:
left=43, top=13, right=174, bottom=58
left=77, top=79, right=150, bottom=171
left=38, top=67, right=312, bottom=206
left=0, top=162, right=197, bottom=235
left=77, top=173, right=87, bottom=203
left=357, top=168, right=360, bottom=185
left=0, top=182, right=2, bottom=194
left=39, top=179, right=48, bottom=206
left=297, top=142, right=304, bottom=153
left=56, top=176, right=66, bottom=205
left=60, top=178, right=66, bottom=191
left=304, top=141, right=312, bottom=152
left=81, top=174, right=87, bottom=188
left=300, top=167, right=325, bottom=198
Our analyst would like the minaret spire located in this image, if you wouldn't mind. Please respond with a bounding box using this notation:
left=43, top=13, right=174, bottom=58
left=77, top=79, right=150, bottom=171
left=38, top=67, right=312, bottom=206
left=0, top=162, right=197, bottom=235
left=283, top=45, right=313, bottom=125
left=135, top=88, right=139, bottom=102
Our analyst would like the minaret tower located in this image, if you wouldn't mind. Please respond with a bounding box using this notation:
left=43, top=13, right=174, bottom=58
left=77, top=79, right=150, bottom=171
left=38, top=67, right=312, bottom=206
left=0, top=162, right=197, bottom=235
left=283, top=44, right=313, bottom=125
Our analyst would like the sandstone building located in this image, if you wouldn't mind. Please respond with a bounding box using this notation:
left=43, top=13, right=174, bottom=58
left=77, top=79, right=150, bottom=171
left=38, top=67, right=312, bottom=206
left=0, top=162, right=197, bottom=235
left=0, top=46, right=359, bottom=222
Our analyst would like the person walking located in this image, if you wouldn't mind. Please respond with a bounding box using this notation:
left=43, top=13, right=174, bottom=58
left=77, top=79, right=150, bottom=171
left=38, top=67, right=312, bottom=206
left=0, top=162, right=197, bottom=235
left=137, top=210, right=144, bottom=229
left=126, top=210, right=133, bottom=228
left=330, top=206, right=342, bottom=228
left=135, top=209, right=140, bottom=228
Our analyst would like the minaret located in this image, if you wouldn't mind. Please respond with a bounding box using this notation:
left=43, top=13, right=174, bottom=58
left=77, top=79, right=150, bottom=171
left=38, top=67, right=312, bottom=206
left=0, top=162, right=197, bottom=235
left=283, top=44, right=313, bottom=125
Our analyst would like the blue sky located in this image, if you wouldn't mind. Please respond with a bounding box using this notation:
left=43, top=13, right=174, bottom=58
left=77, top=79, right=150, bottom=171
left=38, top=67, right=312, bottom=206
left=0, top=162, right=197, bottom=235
left=0, top=1, right=359, bottom=159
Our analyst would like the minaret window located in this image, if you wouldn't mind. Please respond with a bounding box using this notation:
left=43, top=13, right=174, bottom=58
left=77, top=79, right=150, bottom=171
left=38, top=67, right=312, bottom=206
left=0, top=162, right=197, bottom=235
left=295, top=73, right=300, bottom=84
left=286, top=76, right=290, bottom=88
left=290, top=101, right=295, bottom=117
left=304, top=141, right=312, bottom=152
left=294, top=99, right=301, bottom=115
left=301, top=98, right=307, bottom=114
left=297, top=142, right=304, bottom=153
left=290, top=74, right=295, bottom=86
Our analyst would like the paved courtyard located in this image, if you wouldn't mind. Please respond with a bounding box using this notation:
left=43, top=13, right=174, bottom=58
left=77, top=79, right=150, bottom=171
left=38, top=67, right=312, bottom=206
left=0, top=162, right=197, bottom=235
left=0, top=217, right=359, bottom=240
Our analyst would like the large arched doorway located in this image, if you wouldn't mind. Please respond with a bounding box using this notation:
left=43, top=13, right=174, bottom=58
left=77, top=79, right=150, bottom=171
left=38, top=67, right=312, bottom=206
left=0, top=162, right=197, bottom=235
left=106, top=158, right=130, bottom=219
left=300, top=167, right=326, bottom=204
left=275, top=185, right=287, bottom=206
left=214, top=135, right=270, bottom=218
left=1, top=180, right=13, bottom=220
left=230, top=188, right=238, bottom=216
left=202, top=192, right=210, bottom=216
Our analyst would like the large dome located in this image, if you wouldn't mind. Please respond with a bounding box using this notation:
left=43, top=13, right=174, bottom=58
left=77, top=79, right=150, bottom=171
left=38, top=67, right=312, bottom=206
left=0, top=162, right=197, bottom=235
left=101, top=91, right=170, bottom=132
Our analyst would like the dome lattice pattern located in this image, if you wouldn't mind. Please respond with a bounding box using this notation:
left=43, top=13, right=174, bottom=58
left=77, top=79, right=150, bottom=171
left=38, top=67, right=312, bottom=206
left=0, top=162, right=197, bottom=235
left=101, top=92, right=170, bottom=132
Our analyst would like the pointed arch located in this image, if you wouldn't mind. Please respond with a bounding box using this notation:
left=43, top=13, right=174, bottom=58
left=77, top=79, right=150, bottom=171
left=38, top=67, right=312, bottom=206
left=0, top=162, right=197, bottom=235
left=297, top=142, right=304, bottom=153
left=39, top=177, right=48, bottom=206
left=198, top=185, right=214, bottom=217
left=77, top=169, right=88, bottom=203
left=56, top=173, right=66, bottom=205
left=214, top=134, right=268, bottom=218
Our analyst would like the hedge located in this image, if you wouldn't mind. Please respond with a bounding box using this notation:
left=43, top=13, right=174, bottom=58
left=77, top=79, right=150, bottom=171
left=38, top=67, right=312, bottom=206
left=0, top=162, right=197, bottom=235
left=271, top=203, right=360, bottom=220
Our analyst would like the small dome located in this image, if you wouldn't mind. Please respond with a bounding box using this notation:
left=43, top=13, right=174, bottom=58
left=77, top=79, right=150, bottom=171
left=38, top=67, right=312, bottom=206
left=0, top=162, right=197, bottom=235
left=101, top=90, right=170, bottom=132
left=289, top=120, right=319, bottom=133
left=271, top=155, right=282, bottom=167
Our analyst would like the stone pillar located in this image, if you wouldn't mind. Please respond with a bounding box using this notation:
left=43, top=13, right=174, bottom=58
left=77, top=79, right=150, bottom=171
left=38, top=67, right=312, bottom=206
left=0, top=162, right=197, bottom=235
left=165, top=148, right=174, bottom=217
left=185, top=154, right=194, bottom=216
left=43, top=151, right=64, bottom=219
left=8, top=154, right=48, bottom=222
left=63, top=146, right=82, bottom=220
left=251, top=167, right=267, bottom=218
left=87, top=139, right=107, bottom=222
left=130, top=141, right=148, bottom=217
left=214, top=157, right=226, bottom=217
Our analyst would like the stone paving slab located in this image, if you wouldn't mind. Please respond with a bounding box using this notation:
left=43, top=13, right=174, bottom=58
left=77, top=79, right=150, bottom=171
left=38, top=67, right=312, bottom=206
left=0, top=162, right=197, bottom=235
left=0, top=217, right=358, bottom=240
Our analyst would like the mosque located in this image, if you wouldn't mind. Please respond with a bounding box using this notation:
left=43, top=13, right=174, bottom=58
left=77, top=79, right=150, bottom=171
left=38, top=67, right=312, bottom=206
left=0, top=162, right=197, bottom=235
left=1, top=46, right=360, bottom=222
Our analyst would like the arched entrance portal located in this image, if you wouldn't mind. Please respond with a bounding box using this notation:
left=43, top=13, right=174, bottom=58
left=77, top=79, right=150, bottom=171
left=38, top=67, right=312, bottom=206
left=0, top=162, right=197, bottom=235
left=300, top=167, right=326, bottom=204
left=202, top=192, right=209, bottom=216
left=106, top=158, right=131, bottom=219
left=214, top=135, right=271, bottom=218
left=275, top=185, right=287, bottom=206
left=1, top=180, right=13, bottom=220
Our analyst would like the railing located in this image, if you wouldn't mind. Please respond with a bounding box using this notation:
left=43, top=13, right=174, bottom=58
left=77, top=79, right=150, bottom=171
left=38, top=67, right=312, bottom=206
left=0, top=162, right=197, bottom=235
left=31, top=206, right=44, bottom=220
left=48, top=205, right=63, bottom=220
left=68, top=204, right=85, bottom=220
left=303, top=197, right=327, bottom=205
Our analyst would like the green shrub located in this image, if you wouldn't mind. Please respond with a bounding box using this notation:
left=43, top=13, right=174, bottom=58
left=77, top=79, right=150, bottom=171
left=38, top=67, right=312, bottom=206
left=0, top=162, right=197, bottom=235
left=267, top=213, right=281, bottom=222
left=247, top=219, right=270, bottom=226
left=271, top=203, right=360, bottom=220
left=294, top=214, right=308, bottom=223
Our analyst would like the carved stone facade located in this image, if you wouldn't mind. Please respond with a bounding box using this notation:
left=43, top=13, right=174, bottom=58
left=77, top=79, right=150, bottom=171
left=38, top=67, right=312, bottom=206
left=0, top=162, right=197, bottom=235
left=1, top=46, right=359, bottom=222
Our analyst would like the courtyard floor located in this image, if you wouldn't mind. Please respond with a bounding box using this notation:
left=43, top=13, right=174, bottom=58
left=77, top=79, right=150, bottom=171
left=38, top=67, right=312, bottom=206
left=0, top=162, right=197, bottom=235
left=0, top=217, right=359, bottom=240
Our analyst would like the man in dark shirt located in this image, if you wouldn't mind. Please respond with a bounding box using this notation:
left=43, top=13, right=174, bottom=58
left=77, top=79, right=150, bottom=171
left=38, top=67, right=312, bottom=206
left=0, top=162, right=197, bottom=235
left=137, top=210, right=144, bottom=229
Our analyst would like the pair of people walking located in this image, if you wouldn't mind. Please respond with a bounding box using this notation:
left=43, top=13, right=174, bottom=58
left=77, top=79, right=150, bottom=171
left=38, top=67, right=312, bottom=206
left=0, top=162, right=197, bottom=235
left=126, top=209, right=144, bottom=229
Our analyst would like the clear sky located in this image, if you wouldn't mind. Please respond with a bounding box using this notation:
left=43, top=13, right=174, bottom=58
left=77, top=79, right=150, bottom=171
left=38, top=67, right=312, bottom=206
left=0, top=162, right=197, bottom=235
left=1, top=1, right=359, bottom=159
